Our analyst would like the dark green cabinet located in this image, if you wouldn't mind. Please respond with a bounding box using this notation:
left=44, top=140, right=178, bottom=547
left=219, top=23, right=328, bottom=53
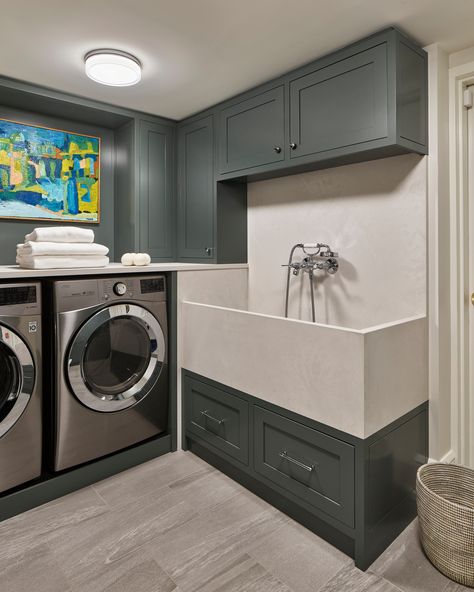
left=219, top=86, right=285, bottom=174
left=115, top=118, right=176, bottom=261
left=216, top=28, right=427, bottom=181
left=396, top=39, right=428, bottom=149
left=174, top=28, right=426, bottom=261
left=289, top=44, right=388, bottom=160
left=183, top=369, right=428, bottom=572
left=253, top=406, right=355, bottom=527
left=177, top=116, right=215, bottom=260
left=139, top=120, right=175, bottom=259
left=177, top=114, right=247, bottom=264
left=184, top=375, right=249, bottom=464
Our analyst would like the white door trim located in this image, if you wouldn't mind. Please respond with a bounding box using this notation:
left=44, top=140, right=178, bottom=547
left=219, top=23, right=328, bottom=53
left=449, top=60, right=474, bottom=465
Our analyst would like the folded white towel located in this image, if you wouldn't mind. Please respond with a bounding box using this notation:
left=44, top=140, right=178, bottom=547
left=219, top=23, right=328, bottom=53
left=17, top=242, right=109, bottom=257
left=16, top=255, right=109, bottom=270
left=25, top=227, right=95, bottom=243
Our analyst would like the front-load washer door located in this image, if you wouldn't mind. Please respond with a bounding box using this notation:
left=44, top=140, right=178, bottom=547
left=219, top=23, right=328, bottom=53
left=67, top=303, right=165, bottom=412
left=0, top=324, right=35, bottom=437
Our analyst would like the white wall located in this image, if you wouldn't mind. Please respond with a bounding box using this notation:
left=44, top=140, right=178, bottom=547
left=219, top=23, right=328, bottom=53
left=247, top=154, right=427, bottom=330
left=425, top=43, right=452, bottom=463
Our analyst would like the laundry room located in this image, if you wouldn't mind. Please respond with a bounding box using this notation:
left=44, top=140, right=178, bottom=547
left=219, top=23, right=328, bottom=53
left=0, top=2, right=473, bottom=591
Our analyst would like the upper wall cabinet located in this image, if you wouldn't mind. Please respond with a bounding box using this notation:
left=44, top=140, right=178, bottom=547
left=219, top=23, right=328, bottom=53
left=139, top=120, right=175, bottom=259
left=288, top=44, right=388, bottom=160
left=216, top=28, right=427, bottom=181
left=218, top=86, right=285, bottom=175
left=115, top=119, right=176, bottom=261
left=178, top=115, right=215, bottom=260
left=177, top=114, right=247, bottom=264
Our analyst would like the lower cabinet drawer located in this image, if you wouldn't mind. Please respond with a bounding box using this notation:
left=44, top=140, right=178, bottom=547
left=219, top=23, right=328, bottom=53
left=254, top=406, right=355, bottom=527
left=184, top=377, right=249, bottom=464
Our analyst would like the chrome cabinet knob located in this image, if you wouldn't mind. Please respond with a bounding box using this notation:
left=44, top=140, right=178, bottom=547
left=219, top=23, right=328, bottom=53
left=273, top=146, right=282, bottom=154
left=290, top=142, right=297, bottom=150
left=205, top=247, right=212, bottom=256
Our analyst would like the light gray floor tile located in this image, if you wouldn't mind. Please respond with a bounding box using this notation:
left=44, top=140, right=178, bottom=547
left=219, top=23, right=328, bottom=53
left=93, top=450, right=213, bottom=508
left=47, top=491, right=198, bottom=588
left=443, top=583, right=474, bottom=592
left=166, top=464, right=244, bottom=513
left=1, top=451, right=468, bottom=592
left=320, top=564, right=403, bottom=591
left=248, top=517, right=351, bottom=592
left=69, top=550, right=177, bottom=592
left=148, top=488, right=290, bottom=592
left=0, top=543, right=71, bottom=592
left=197, top=553, right=294, bottom=592
left=369, top=520, right=457, bottom=592
left=0, top=485, right=108, bottom=563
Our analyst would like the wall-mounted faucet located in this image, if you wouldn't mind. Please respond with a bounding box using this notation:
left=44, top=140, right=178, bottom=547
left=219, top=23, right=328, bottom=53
left=283, top=243, right=339, bottom=322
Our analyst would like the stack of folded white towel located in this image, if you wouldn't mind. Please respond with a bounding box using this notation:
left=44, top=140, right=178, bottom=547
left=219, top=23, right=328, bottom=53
left=16, top=227, right=110, bottom=270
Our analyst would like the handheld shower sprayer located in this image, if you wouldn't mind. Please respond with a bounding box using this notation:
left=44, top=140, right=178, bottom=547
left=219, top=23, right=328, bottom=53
left=283, top=242, right=339, bottom=322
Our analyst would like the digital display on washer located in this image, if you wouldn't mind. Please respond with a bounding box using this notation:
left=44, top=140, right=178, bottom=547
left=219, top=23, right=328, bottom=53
left=140, top=278, right=165, bottom=294
left=0, top=286, right=37, bottom=306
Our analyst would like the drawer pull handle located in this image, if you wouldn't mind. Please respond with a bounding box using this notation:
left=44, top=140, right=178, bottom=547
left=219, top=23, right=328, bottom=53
left=279, top=450, right=315, bottom=472
left=201, top=410, right=225, bottom=425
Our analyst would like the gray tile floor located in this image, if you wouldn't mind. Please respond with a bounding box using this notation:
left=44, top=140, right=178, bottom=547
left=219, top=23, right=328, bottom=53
left=0, top=451, right=470, bottom=592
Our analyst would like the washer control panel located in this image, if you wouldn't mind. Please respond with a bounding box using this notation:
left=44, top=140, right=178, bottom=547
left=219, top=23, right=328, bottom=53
left=102, top=278, right=134, bottom=301
left=55, top=276, right=167, bottom=311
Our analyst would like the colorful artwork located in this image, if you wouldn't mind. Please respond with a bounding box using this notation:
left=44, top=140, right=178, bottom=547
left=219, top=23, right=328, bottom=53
left=0, top=118, right=100, bottom=223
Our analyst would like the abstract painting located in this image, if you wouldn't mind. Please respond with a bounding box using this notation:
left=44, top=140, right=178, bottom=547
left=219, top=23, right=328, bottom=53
left=0, top=118, right=100, bottom=223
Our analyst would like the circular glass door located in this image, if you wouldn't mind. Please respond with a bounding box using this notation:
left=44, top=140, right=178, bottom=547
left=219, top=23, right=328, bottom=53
left=0, top=324, right=35, bottom=437
left=67, top=303, right=165, bottom=412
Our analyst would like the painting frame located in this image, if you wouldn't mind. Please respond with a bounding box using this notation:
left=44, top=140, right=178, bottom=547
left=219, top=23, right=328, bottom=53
left=0, top=116, right=101, bottom=224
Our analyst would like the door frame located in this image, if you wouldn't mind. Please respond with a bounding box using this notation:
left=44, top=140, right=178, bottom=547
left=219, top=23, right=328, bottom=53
left=449, top=60, right=474, bottom=466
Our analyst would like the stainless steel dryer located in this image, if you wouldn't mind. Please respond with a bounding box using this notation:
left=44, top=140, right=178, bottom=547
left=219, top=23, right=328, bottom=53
left=0, top=283, right=42, bottom=492
left=53, top=275, right=168, bottom=471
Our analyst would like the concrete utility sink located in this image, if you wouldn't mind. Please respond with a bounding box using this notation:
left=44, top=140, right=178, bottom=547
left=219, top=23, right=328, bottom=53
left=181, top=301, right=427, bottom=439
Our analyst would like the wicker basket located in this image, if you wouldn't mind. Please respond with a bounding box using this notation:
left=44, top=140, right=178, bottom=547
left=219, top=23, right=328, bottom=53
left=417, top=463, right=474, bottom=587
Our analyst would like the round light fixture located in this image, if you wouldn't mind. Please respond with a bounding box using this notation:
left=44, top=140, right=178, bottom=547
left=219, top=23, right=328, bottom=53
left=84, top=49, right=141, bottom=87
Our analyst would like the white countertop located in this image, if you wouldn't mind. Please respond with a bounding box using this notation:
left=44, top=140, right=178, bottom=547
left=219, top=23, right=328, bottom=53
left=0, top=262, right=248, bottom=280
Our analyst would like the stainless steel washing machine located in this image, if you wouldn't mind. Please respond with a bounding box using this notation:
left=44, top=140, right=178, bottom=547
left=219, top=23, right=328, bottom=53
left=53, top=275, right=168, bottom=471
left=0, top=282, right=42, bottom=492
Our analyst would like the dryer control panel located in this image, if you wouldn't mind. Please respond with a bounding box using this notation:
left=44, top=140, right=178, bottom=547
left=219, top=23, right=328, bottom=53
left=0, top=283, right=41, bottom=315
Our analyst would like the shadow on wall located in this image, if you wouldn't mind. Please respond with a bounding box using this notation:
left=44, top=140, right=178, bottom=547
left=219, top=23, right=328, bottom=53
left=253, top=153, right=423, bottom=206
left=247, top=153, right=427, bottom=329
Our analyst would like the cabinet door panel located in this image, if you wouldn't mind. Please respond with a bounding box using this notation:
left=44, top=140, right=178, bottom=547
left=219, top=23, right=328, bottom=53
left=219, top=86, right=285, bottom=174
left=289, top=44, right=388, bottom=159
left=139, top=121, right=174, bottom=259
left=184, top=375, right=249, bottom=465
left=254, top=406, right=355, bottom=527
left=178, top=116, right=214, bottom=260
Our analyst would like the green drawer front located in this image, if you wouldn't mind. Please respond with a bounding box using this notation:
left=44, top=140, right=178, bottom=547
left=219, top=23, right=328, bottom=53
left=254, top=406, right=355, bottom=527
left=184, top=377, right=249, bottom=464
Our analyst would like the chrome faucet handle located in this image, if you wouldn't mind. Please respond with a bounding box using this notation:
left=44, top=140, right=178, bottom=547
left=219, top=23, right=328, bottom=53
left=326, top=258, right=339, bottom=274
left=319, top=249, right=338, bottom=258
left=282, top=263, right=302, bottom=276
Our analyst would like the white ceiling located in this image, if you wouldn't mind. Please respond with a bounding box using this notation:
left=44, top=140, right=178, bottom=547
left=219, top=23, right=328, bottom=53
left=3, top=0, right=474, bottom=120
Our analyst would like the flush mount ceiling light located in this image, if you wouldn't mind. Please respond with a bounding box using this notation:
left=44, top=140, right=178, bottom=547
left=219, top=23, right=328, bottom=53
left=84, top=49, right=141, bottom=87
